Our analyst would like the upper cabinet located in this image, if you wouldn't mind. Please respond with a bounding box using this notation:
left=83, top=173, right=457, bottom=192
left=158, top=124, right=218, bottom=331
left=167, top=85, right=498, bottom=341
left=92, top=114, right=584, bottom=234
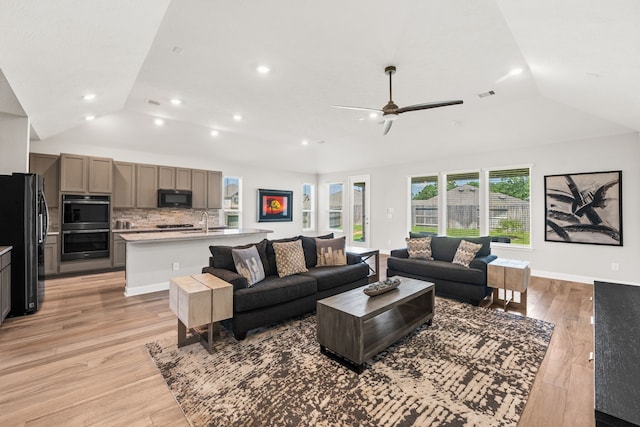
left=207, top=171, right=222, bottom=209
left=60, top=153, right=112, bottom=194
left=29, top=153, right=60, bottom=207
left=113, top=162, right=136, bottom=208
left=136, top=164, right=158, bottom=208
left=191, top=169, right=208, bottom=209
left=158, top=166, right=192, bottom=191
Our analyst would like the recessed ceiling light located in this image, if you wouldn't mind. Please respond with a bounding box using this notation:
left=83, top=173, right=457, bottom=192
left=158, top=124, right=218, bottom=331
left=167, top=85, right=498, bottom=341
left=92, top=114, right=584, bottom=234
left=256, top=65, right=270, bottom=74
left=210, top=130, right=219, bottom=137
left=83, top=93, right=96, bottom=101
left=170, top=98, right=183, bottom=105
left=233, top=114, right=243, bottom=121
left=369, top=112, right=379, bottom=119
left=301, top=139, right=309, bottom=146
left=85, top=115, right=95, bottom=121
left=154, top=118, right=165, bottom=126
left=172, top=46, right=183, bottom=54
left=509, top=68, right=524, bottom=76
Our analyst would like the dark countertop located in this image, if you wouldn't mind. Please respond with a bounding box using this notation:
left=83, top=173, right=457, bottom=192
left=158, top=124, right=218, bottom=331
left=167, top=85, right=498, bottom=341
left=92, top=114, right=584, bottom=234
left=0, top=246, right=13, bottom=256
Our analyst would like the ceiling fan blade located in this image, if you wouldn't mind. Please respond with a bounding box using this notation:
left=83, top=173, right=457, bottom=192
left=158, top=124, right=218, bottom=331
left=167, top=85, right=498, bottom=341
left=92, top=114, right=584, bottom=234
left=332, top=105, right=382, bottom=113
left=396, top=100, right=463, bottom=114
left=383, top=119, right=393, bottom=135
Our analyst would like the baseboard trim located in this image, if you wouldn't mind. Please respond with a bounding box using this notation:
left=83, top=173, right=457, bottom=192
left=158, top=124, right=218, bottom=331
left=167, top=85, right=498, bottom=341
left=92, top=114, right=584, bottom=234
left=124, top=281, right=169, bottom=297
left=532, top=270, right=640, bottom=287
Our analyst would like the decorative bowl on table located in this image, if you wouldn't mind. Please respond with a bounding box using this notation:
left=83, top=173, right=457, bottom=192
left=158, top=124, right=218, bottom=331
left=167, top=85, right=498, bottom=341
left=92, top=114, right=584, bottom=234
left=363, top=277, right=401, bottom=296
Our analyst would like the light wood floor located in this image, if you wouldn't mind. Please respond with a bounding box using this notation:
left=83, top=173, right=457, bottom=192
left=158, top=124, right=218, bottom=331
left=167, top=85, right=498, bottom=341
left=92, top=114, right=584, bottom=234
left=0, top=259, right=595, bottom=426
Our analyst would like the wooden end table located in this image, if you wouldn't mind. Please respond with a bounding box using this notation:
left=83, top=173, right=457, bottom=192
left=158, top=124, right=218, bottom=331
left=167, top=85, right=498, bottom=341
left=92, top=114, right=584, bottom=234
left=346, top=246, right=380, bottom=283
left=487, top=258, right=530, bottom=313
left=169, top=273, right=233, bottom=353
left=317, top=277, right=434, bottom=373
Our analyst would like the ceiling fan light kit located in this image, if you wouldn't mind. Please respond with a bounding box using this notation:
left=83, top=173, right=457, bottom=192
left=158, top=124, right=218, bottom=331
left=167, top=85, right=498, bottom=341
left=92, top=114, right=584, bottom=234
left=332, top=65, right=463, bottom=135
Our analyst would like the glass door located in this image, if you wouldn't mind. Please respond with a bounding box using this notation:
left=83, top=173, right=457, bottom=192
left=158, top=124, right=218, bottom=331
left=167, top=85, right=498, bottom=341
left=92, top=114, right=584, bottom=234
left=349, top=175, right=370, bottom=246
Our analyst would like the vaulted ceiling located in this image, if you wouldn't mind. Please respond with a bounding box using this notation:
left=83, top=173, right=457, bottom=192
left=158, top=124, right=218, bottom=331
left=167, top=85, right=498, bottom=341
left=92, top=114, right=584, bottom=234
left=1, top=0, right=638, bottom=173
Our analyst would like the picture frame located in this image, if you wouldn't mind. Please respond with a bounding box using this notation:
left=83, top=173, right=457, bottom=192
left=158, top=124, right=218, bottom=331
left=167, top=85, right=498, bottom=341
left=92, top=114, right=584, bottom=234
left=544, top=170, right=622, bottom=246
left=257, top=189, right=293, bottom=222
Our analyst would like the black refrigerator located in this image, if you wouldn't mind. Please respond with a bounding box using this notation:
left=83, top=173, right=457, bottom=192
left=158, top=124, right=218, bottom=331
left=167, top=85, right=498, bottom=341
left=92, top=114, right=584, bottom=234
left=0, top=173, right=49, bottom=316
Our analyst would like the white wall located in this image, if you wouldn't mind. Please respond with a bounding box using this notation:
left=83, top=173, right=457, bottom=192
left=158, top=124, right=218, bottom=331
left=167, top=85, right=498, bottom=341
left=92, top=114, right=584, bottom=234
left=318, top=132, right=640, bottom=285
left=0, top=116, right=29, bottom=174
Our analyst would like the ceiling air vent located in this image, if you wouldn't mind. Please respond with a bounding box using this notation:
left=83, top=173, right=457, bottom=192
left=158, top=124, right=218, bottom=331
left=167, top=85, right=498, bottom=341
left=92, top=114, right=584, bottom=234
left=478, top=90, right=495, bottom=99
left=145, top=99, right=161, bottom=106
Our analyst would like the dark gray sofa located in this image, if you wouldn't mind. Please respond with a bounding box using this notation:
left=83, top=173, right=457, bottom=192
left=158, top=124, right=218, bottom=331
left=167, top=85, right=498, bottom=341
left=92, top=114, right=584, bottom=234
left=386, top=236, right=497, bottom=305
left=202, top=235, right=369, bottom=340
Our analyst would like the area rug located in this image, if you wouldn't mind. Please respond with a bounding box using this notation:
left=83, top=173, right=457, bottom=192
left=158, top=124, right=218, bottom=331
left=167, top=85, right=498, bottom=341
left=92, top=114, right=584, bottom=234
left=147, top=298, right=553, bottom=427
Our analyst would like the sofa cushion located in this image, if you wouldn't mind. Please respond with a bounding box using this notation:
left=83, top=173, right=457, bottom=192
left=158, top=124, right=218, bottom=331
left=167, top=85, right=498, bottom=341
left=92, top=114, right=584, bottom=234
left=301, top=262, right=370, bottom=292
left=273, top=240, right=308, bottom=278
left=431, top=236, right=491, bottom=262
left=406, top=236, right=433, bottom=260
left=232, top=245, right=266, bottom=286
left=452, top=240, right=483, bottom=268
left=316, top=236, right=347, bottom=266
left=300, top=233, right=334, bottom=268
left=233, top=274, right=317, bottom=312
left=266, top=236, right=300, bottom=276
left=210, top=239, right=268, bottom=273
left=386, top=257, right=485, bottom=286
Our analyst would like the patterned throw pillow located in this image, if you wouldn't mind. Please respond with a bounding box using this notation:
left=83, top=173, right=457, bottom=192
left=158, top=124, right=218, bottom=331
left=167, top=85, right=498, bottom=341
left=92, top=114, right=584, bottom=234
left=272, top=240, right=308, bottom=278
left=406, top=237, right=433, bottom=260
left=452, top=240, right=483, bottom=268
left=316, top=236, right=347, bottom=267
left=232, top=245, right=266, bottom=287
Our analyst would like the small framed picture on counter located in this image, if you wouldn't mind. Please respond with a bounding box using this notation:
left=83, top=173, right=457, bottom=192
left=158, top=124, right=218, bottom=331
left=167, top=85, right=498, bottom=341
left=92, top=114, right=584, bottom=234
left=257, top=189, right=292, bottom=222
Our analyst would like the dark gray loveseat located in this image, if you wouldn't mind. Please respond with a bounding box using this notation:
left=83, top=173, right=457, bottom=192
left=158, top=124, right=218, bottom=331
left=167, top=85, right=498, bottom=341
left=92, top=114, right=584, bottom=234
left=386, top=236, right=497, bottom=305
left=202, top=235, right=369, bottom=340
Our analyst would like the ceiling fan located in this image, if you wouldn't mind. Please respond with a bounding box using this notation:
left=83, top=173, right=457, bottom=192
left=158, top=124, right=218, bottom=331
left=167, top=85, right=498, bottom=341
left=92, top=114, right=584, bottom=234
left=332, top=65, right=463, bottom=135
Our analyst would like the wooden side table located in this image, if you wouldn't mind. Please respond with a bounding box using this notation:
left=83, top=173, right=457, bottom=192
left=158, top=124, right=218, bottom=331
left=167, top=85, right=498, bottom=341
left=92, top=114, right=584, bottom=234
left=487, top=259, right=530, bottom=313
left=169, top=273, right=233, bottom=353
left=345, top=246, right=380, bottom=283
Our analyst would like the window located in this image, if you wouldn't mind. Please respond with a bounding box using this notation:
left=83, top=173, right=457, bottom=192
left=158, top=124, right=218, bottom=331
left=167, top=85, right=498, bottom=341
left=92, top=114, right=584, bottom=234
left=445, top=172, right=480, bottom=237
left=302, top=183, right=314, bottom=231
left=410, top=175, right=438, bottom=234
left=488, top=167, right=530, bottom=245
left=328, top=182, right=343, bottom=231
left=223, top=176, right=241, bottom=228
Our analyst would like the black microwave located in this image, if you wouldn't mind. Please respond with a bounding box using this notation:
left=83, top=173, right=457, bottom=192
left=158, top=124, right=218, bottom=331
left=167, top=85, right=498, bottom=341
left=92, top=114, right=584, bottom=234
left=158, top=189, right=192, bottom=208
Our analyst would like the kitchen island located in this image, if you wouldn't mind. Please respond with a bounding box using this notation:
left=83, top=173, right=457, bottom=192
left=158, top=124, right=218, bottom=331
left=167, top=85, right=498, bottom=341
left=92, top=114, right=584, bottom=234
left=120, top=228, right=272, bottom=296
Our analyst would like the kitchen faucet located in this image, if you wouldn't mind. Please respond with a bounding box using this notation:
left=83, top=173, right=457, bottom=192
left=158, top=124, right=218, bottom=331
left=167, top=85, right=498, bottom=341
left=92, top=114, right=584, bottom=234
left=200, top=210, right=209, bottom=234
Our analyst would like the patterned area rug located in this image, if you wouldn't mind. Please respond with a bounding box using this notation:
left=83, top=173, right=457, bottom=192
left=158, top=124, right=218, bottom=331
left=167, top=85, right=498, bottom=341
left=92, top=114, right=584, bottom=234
left=147, top=298, right=553, bottom=427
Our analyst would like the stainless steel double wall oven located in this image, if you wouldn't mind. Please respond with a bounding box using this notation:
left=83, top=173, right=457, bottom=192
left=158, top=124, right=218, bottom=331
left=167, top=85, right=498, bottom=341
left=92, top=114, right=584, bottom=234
left=61, top=194, right=110, bottom=260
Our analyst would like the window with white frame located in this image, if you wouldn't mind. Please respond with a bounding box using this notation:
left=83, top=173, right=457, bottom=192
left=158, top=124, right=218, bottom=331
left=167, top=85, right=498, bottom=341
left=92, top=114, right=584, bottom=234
left=410, top=175, right=439, bottom=234
left=488, top=167, right=530, bottom=245
left=328, top=182, right=343, bottom=231
left=223, top=176, right=241, bottom=228
left=446, top=171, right=480, bottom=237
left=302, top=183, right=314, bottom=231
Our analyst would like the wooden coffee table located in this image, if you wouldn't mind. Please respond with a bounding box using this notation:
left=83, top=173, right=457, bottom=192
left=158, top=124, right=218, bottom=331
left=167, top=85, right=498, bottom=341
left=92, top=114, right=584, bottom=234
left=316, top=276, right=435, bottom=373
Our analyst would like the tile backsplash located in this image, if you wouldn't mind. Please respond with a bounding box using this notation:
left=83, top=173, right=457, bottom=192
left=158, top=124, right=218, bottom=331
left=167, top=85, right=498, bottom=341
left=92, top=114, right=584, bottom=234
left=112, top=208, right=220, bottom=229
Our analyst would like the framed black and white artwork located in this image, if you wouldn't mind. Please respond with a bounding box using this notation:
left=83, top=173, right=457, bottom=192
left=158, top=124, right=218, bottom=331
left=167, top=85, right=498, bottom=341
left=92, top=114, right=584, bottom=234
left=544, top=170, right=622, bottom=246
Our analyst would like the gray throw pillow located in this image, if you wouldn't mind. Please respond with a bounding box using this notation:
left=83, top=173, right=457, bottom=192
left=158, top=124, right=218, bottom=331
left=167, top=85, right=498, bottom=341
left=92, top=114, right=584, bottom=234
left=232, top=245, right=266, bottom=286
left=452, top=240, right=483, bottom=268
left=316, top=236, right=347, bottom=267
left=406, top=236, right=433, bottom=260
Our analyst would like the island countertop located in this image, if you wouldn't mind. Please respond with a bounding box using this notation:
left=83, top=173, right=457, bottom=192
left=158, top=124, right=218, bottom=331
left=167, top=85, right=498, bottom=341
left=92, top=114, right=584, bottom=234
left=119, top=228, right=272, bottom=243
left=121, top=228, right=273, bottom=296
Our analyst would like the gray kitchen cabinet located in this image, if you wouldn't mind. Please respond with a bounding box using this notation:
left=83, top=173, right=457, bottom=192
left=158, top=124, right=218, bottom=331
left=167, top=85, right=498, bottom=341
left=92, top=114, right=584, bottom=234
left=158, top=166, right=191, bottom=191
left=112, top=233, right=126, bottom=268
left=191, top=169, right=208, bottom=209
left=60, top=153, right=112, bottom=194
left=207, top=171, right=222, bottom=209
left=176, top=168, right=191, bottom=190
left=88, top=156, right=113, bottom=193
left=136, top=164, right=158, bottom=208
left=113, top=161, right=136, bottom=208
left=158, top=166, right=175, bottom=189
left=44, top=234, right=59, bottom=276
left=29, top=153, right=60, bottom=207
left=0, top=249, right=12, bottom=323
